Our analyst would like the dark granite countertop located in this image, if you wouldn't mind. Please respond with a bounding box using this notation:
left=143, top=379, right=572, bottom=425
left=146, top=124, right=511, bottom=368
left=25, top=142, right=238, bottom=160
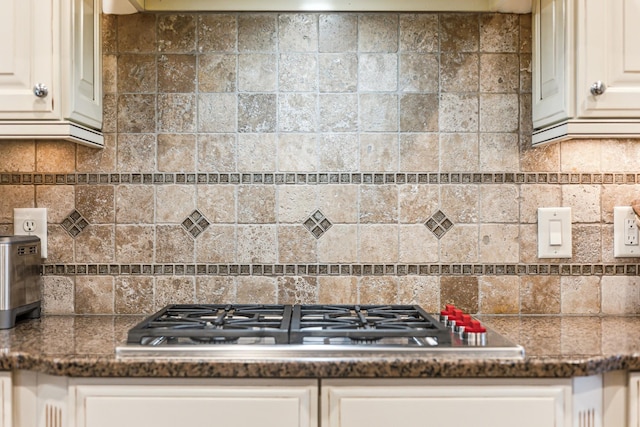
left=0, top=315, right=639, bottom=378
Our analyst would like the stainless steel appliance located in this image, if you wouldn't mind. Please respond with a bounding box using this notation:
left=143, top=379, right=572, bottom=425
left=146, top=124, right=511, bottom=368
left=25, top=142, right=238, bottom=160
left=0, top=236, right=42, bottom=329
left=117, top=304, right=524, bottom=359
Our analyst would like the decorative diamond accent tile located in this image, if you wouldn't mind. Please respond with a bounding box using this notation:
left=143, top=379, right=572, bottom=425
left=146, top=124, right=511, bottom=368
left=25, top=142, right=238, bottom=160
left=61, top=210, right=89, bottom=238
left=425, top=209, right=454, bottom=239
left=303, top=210, right=333, bottom=239
left=181, top=209, right=210, bottom=238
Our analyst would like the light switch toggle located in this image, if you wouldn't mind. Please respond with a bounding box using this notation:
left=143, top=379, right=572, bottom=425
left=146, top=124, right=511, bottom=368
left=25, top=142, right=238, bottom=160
left=537, top=207, right=572, bottom=258
left=549, top=219, right=562, bottom=245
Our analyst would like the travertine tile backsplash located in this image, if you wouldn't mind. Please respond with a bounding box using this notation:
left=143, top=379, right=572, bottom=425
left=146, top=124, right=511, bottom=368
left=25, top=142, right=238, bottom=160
left=1, top=12, right=640, bottom=316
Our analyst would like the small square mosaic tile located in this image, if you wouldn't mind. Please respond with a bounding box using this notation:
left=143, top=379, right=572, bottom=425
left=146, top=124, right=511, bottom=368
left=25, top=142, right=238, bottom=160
left=61, top=210, right=90, bottom=238
left=425, top=209, right=454, bottom=239
left=181, top=209, right=210, bottom=238
left=303, top=209, right=333, bottom=239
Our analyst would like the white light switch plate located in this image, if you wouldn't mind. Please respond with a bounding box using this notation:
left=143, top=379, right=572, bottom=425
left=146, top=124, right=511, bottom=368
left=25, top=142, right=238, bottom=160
left=13, top=208, right=47, bottom=258
left=614, top=206, right=640, bottom=257
left=537, top=207, right=572, bottom=258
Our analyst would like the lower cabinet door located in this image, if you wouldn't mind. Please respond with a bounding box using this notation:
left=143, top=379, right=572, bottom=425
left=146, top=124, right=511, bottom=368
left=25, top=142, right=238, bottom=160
left=322, top=379, right=570, bottom=427
left=72, top=379, right=317, bottom=427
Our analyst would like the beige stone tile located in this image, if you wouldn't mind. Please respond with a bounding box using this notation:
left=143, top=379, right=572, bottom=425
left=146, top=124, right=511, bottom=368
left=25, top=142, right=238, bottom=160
left=158, top=54, right=196, bottom=92
left=115, top=225, right=154, bottom=263
left=601, top=224, right=616, bottom=263
left=398, top=276, right=439, bottom=312
left=359, top=133, right=398, bottom=171
left=279, top=14, right=318, bottom=52
left=36, top=141, right=76, bottom=172
left=156, top=185, right=196, bottom=223
left=236, top=225, right=277, bottom=263
left=520, top=93, right=533, bottom=135
left=42, top=276, right=74, bottom=315
left=0, top=141, right=35, bottom=172
left=318, top=134, right=358, bottom=171
left=118, top=94, right=156, bottom=133
left=115, top=276, right=154, bottom=314
left=156, top=225, right=194, bottom=262
left=278, top=134, right=318, bottom=171
left=317, top=225, right=357, bottom=263
left=479, top=94, right=519, bottom=132
left=278, top=225, right=317, bottom=263
left=102, top=95, right=117, bottom=133
left=358, top=53, right=398, bottom=92
left=399, top=53, right=438, bottom=92
left=559, top=140, right=602, bottom=172
left=46, top=225, right=74, bottom=263
left=440, top=184, right=478, bottom=223
left=561, top=276, right=600, bottom=314
left=440, top=53, right=479, bottom=93
left=237, top=276, right=277, bottom=304
left=359, top=185, right=398, bottom=223
left=0, top=186, right=33, bottom=222
left=572, top=224, right=602, bottom=263
left=238, top=185, right=275, bottom=223
left=439, top=93, right=478, bottom=133
left=238, top=94, right=277, bottom=133
left=359, top=94, right=398, bottom=132
left=102, top=14, right=117, bottom=54
left=318, top=277, right=358, bottom=304
left=359, top=224, right=399, bottom=263
left=197, top=185, right=236, bottom=223
left=399, top=14, right=438, bottom=53
left=195, top=225, right=236, bottom=262
left=238, top=54, right=277, bottom=92
left=317, top=185, right=358, bottom=223
left=360, top=276, right=398, bottom=304
left=238, top=14, right=276, bottom=52
left=440, top=224, right=478, bottom=263
left=196, top=277, right=236, bottom=303
left=399, top=133, right=439, bottom=172
left=319, top=14, right=357, bottom=52
left=520, top=276, right=560, bottom=314
left=399, top=185, right=439, bottom=223
left=103, top=54, right=117, bottom=94
left=319, top=53, right=358, bottom=92
left=400, top=94, right=439, bottom=132
left=399, top=224, right=439, bottom=263
left=319, top=94, right=358, bottom=132
left=77, top=134, right=117, bottom=172
left=479, top=54, right=519, bottom=93
left=75, top=225, right=115, bottom=263
left=198, top=54, right=237, bottom=92
left=155, top=276, right=195, bottom=310
left=440, top=14, right=479, bottom=52
left=116, top=185, right=155, bottom=224
left=520, top=55, right=532, bottom=93
left=519, top=14, right=532, bottom=53
left=117, top=54, right=156, bottom=93
left=117, top=134, right=156, bottom=171
left=479, top=276, right=519, bottom=314
left=562, top=185, right=601, bottom=223
left=441, top=276, right=479, bottom=313
left=358, top=14, right=398, bottom=53
left=602, top=277, right=640, bottom=314
left=278, top=185, right=318, bottom=223
left=158, top=94, right=196, bottom=133
left=197, top=134, right=236, bottom=172
left=601, top=184, right=640, bottom=223
left=117, top=13, right=156, bottom=53
left=75, top=276, right=114, bottom=314
left=440, top=133, right=479, bottom=172
left=480, top=14, right=519, bottom=53
left=278, top=94, right=318, bottom=132
left=36, top=185, right=74, bottom=223
left=520, top=138, right=560, bottom=172
left=197, top=93, right=236, bottom=132
left=600, top=139, right=640, bottom=172
left=479, top=133, right=520, bottom=172
left=198, top=14, right=237, bottom=52
left=479, top=184, right=519, bottom=222
left=157, top=134, right=196, bottom=172
left=519, top=184, right=562, bottom=223
left=158, top=14, right=197, bottom=53
left=237, top=133, right=277, bottom=171
left=478, top=224, right=520, bottom=263
left=279, top=53, right=318, bottom=91
left=76, top=185, right=114, bottom=224
left=278, top=276, right=318, bottom=304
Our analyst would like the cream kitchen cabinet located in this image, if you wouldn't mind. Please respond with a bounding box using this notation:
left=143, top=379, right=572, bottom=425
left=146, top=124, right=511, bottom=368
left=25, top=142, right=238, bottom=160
left=532, top=0, right=640, bottom=145
left=0, top=0, right=103, bottom=148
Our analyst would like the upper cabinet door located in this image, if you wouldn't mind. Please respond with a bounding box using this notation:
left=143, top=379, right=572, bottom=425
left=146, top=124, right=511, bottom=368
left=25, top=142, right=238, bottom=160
left=0, top=0, right=56, bottom=119
left=578, top=0, right=640, bottom=117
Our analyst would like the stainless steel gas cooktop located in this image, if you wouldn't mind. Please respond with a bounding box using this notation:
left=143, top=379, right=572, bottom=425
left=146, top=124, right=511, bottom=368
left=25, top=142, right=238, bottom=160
left=116, top=304, right=524, bottom=360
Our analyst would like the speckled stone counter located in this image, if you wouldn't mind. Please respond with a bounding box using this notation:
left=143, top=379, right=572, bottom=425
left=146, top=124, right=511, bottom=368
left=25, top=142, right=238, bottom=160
left=0, top=315, right=639, bottom=378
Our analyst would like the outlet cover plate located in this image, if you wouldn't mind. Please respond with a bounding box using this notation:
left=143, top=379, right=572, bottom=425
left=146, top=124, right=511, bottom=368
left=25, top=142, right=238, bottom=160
left=614, top=206, right=640, bottom=257
left=13, top=208, right=47, bottom=258
left=537, top=207, right=572, bottom=258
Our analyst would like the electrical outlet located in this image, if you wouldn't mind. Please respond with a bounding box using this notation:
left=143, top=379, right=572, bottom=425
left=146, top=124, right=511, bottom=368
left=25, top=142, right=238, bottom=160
left=614, top=206, right=640, bottom=257
left=13, top=208, right=47, bottom=258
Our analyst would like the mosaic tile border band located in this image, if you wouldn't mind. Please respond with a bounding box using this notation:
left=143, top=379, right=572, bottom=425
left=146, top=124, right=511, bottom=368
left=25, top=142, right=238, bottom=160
left=42, top=263, right=640, bottom=277
left=3, top=172, right=640, bottom=186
